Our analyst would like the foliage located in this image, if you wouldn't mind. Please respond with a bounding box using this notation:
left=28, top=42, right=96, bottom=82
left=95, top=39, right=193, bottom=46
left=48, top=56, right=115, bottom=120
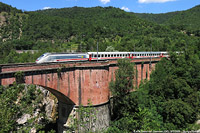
left=109, top=59, right=135, bottom=119
left=135, top=5, right=200, bottom=36
left=0, top=84, right=56, bottom=132
left=68, top=99, right=98, bottom=133
left=0, top=84, right=21, bottom=132
left=0, top=2, right=22, bottom=13
left=108, top=50, right=200, bottom=131
left=110, top=59, right=135, bottom=97
left=142, top=51, right=200, bottom=130
left=14, top=71, right=25, bottom=84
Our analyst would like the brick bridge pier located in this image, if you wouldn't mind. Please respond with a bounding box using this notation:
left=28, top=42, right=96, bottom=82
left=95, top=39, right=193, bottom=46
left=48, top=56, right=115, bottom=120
left=0, top=58, right=161, bottom=132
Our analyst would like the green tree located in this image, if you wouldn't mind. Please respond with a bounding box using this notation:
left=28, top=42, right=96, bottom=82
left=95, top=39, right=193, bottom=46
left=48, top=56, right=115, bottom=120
left=68, top=100, right=98, bottom=133
left=109, top=59, right=135, bottom=119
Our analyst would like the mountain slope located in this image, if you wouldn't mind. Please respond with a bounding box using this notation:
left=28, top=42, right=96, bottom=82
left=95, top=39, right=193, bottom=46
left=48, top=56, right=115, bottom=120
left=2, top=6, right=184, bottom=52
left=135, top=5, right=200, bottom=32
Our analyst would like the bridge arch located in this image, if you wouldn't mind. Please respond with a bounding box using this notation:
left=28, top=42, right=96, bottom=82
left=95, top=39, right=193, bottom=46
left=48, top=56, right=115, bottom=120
left=40, top=85, right=74, bottom=105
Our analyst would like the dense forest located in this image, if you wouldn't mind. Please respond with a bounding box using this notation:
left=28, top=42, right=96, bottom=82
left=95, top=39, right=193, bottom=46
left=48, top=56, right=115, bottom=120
left=107, top=50, right=200, bottom=132
left=0, top=2, right=200, bottom=132
left=135, top=5, right=200, bottom=36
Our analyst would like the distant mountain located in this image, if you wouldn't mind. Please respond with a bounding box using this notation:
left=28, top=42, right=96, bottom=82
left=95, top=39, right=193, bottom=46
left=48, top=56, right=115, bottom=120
left=135, top=5, right=200, bottom=33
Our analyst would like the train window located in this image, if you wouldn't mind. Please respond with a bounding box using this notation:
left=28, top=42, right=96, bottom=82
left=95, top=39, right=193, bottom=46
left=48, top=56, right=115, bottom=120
left=98, top=54, right=100, bottom=57
left=46, top=56, right=52, bottom=61
left=108, top=54, right=110, bottom=57
left=94, top=55, right=97, bottom=57
left=120, top=54, right=122, bottom=56
left=111, top=54, right=113, bottom=57
left=117, top=54, right=119, bottom=57
left=105, top=54, right=107, bottom=57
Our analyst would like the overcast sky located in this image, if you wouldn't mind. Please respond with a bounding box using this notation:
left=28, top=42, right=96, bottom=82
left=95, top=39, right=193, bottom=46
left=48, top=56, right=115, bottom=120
left=0, top=0, right=199, bottom=13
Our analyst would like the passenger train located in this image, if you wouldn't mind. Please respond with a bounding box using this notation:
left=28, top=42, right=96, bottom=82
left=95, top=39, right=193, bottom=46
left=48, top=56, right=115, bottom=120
left=35, top=51, right=169, bottom=63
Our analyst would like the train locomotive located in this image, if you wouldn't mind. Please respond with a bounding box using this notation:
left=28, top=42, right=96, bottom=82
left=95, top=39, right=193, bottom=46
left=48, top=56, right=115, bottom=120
left=36, top=51, right=168, bottom=63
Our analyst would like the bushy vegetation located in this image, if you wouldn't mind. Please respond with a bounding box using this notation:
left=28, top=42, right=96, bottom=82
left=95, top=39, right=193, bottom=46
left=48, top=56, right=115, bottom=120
left=0, top=84, right=56, bottom=132
left=107, top=50, right=200, bottom=132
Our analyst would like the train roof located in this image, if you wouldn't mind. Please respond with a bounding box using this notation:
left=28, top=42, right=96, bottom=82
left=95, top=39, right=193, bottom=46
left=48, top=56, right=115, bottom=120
left=87, top=51, right=167, bottom=54
left=87, top=52, right=129, bottom=54
left=44, top=52, right=88, bottom=55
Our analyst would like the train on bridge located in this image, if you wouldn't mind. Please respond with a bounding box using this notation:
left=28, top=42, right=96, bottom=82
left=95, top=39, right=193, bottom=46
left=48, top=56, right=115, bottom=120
left=36, top=51, right=169, bottom=63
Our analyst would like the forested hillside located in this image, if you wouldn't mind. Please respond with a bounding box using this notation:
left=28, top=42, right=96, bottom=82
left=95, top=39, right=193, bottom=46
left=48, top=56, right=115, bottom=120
left=135, top=5, right=200, bottom=35
left=0, top=2, right=200, bottom=63
left=0, top=2, right=22, bottom=13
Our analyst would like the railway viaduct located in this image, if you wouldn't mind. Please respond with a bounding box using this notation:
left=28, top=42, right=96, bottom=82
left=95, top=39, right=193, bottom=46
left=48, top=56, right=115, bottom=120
left=0, top=58, right=161, bottom=132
